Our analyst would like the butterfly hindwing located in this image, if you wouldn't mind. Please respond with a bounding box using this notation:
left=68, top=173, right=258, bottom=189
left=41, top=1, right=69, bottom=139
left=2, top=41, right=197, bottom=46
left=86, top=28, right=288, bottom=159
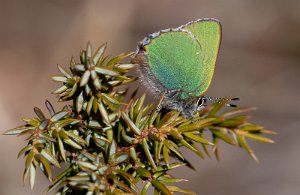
left=144, top=30, right=202, bottom=100
left=183, top=19, right=221, bottom=96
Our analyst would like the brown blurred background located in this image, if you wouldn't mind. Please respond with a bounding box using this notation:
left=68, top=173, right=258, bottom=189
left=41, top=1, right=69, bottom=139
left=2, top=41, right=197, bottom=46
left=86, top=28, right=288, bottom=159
left=1, top=0, right=300, bottom=194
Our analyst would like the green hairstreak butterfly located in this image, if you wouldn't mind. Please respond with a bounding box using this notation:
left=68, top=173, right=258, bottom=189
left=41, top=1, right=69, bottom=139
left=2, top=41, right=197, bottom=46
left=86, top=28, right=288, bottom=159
left=132, top=18, right=238, bottom=118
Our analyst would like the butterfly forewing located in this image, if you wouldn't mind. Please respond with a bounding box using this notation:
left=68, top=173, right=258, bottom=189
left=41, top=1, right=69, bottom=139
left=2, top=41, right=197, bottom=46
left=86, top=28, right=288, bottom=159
left=144, top=30, right=202, bottom=100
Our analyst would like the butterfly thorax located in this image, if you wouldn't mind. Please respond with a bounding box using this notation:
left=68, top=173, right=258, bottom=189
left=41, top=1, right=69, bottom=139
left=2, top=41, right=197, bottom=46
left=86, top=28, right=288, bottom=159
left=163, top=95, right=201, bottom=118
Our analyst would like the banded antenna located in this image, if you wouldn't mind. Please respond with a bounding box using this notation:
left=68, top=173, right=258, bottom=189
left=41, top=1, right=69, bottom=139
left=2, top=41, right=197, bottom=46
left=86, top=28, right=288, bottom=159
left=202, top=97, right=240, bottom=107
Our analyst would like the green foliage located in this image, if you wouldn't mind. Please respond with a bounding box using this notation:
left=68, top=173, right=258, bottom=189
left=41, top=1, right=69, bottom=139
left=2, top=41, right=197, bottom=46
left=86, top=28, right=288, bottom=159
left=4, top=43, right=275, bottom=194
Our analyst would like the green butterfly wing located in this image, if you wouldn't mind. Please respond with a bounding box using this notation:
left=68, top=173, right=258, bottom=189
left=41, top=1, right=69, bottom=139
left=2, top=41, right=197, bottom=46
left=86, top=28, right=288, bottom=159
left=144, top=31, right=203, bottom=100
left=183, top=19, right=221, bottom=96
left=144, top=19, right=221, bottom=100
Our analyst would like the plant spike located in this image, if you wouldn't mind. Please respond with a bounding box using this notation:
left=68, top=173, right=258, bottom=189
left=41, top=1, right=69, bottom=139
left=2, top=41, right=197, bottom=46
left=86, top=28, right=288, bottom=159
left=3, top=43, right=275, bottom=194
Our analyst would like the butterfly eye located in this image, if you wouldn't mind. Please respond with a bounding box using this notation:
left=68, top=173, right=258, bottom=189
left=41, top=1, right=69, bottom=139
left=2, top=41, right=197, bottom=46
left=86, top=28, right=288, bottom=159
left=196, top=98, right=205, bottom=107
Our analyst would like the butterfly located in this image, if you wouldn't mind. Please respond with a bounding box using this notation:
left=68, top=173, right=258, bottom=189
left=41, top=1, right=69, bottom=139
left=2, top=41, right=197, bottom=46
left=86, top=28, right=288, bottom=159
left=132, top=18, right=238, bottom=118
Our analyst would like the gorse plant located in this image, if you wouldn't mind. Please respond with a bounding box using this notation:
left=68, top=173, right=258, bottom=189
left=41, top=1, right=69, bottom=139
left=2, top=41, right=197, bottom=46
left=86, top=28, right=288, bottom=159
left=4, top=43, right=275, bottom=195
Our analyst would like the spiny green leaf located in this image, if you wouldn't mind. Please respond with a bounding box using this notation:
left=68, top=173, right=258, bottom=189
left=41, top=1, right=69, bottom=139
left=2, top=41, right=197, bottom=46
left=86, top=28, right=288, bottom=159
left=75, top=64, right=85, bottom=72
left=260, top=129, right=277, bottom=134
left=106, top=52, right=133, bottom=67
left=164, top=140, right=184, bottom=160
left=57, top=65, right=71, bottom=78
left=87, top=120, right=102, bottom=129
left=222, top=107, right=256, bottom=117
left=108, top=139, right=117, bottom=162
left=184, top=132, right=213, bottom=145
left=190, top=142, right=205, bottom=159
left=67, top=82, right=78, bottom=98
left=114, top=179, right=136, bottom=194
left=77, top=161, right=97, bottom=170
left=114, top=63, right=136, bottom=72
left=212, top=136, right=220, bottom=161
left=18, top=145, right=33, bottom=158
left=129, top=147, right=138, bottom=161
left=39, top=155, right=52, bottom=182
left=141, top=182, right=151, bottom=195
left=95, top=67, right=120, bottom=76
left=23, top=118, right=40, bottom=127
left=86, top=43, right=92, bottom=58
left=180, top=139, right=203, bottom=159
left=34, top=107, right=46, bottom=121
left=114, top=154, right=129, bottom=165
left=76, top=92, right=84, bottom=113
left=210, top=127, right=235, bottom=145
left=53, top=85, right=68, bottom=94
left=207, top=100, right=228, bottom=117
left=57, top=136, right=66, bottom=161
left=29, top=163, right=36, bottom=190
left=50, top=111, right=69, bottom=122
left=121, top=129, right=136, bottom=144
left=98, top=101, right=110, bottom=124
left=160, top=178, right=188, bottom=184
left=134, top=94, right=146, bottom=116
left=167, top=186, right=196, bottom=195
left=93, top=77, right=102, bottom=90
left=3, top=126, right=31, bottom=135
left=93, top=43, right=107, bottom=65
left=25, top=151, right=35, bottom=175
left=45, top=100, right=55, bottom=116
left=142, top=138, right=157, bottom=170
left=92, top=97, right=98, bottom=113
left=66, top=175, right=90, bottom=182
left=163, top=145, right=170, bottom=165
left=80, top=70, right=91, bottom=87
left=102, top=93, right=125, bottom=105
left=151, top=180, right=172, bottom=195
left=99, top=55, right=110, bottom=67
left=149, top=95, right=164, bottom=126
left=84, top=84, right=91, bottom=95
left=56, top=118, right=81, bottom=128
left=80, top=49, right=86, bottom=66
left=220, top=115, right=248, bottom=127
left=236, top=134, right=258, bottom=162
left=63, top=138, right=82, bottom=149
left=240, top=124, right=264, bottom=131
left=115, top=169, right=139, bottom=194
left=135, top=109, right=144, bottom=126
left=136, top=167, right=151, bottom=178
left=63, top=130, right=86, bottom=144
left=178, top=118, right=216, bottom=132
left=52, top=76, right=68, bottom=83
left=39, top=120, right=48, bottom=130
left=121, top=111, right=141, bottom=135
left=244, top=132, right=274, bottom=143
left=23, top=161, right=30, bottom=185
left=40, top=150, right=60, bottom=167
left=81, top=151, right=96, bottom=162
left=169, top=128, right=183, bottom=139
left=159, top=111, right=181, bottom=128
left=90, top=69, right=97, bottom=80
left=47, top=167, right=73, bottom=193
left=156, top=141, right=164, bottom=163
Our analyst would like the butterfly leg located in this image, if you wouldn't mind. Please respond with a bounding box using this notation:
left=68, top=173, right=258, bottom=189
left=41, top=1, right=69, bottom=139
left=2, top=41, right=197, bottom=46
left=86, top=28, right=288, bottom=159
left=164, top=89, right=180, bottom=99
left=162, top=89, right=183, bottom=111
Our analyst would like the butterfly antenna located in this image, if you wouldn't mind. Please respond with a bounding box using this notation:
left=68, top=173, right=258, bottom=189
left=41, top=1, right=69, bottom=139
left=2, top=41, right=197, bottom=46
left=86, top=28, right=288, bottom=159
left=203, top=97, right=240, bottom=107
